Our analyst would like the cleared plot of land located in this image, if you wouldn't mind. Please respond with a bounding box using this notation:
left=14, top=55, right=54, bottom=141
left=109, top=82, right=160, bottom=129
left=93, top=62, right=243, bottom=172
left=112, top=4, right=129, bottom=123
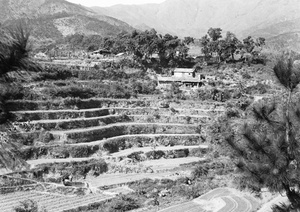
left=85, top=171, right=181, bottom=187
left=0, top=191, right=112, bottom=212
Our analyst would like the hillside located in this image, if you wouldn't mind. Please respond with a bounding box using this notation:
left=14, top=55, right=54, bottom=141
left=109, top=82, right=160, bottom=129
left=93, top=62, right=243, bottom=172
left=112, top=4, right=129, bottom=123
left=92, top=0, right=300, bottom=50
left=0, top=0, right=134, bottom=43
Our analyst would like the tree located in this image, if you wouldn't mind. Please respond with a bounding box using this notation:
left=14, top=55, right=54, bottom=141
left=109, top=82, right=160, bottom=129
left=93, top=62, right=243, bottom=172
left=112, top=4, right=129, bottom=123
left=0, top=22, right=36, bottom=172
left=223, top=31, right=241, bottom=61
left=207, top=28, right=222, bottom=41
left=0, top=22, right=40, bottom=79
left=226, top=53, right=300, bottom=211
left=183, top=36, right=194, bottom=45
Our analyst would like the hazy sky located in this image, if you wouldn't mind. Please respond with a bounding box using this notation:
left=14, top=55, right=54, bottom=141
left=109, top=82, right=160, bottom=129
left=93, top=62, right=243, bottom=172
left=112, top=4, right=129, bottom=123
left=67, top=0, right=166, bottom=7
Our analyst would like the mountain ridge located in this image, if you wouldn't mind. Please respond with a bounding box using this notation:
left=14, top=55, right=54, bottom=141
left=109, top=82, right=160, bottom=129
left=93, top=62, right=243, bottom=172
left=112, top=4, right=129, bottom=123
left=92, top=0, right=300, bottom=39
left=0, top=0, right=135, bottom=44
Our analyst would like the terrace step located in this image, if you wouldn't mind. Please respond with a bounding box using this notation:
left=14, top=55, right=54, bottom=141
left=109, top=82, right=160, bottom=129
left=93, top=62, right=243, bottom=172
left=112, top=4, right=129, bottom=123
left=20, top=134, right=205, bottom=160
left=11, top=122, right=202, bottom=145
left=104, top=145, right=209, bottom=163
left=14, top=114, right=131, bottom=131
left=106, top=145, right=208, bottom=159
left=14, top=114, right=209, bottom=131
left=27, top=157, right=95, bottom=167
left=6, top=98, right=152, bottom=111
left=11, top=108, right=110, bottom=121
left=7, top=99, right=226, bottom=112
left=71, top=133, right=204, bottom=147
left=50, top=122, right=201, bottom=144
left=85, top=157, right=206, bottom=187
left=11, top=106, right=223, bottom=121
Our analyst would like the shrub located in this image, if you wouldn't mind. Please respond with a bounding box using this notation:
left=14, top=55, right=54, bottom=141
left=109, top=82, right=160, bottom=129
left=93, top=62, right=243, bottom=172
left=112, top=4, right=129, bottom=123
left=241, top=71, right=251, bottom=79
left=127, top=151, right=144, bottom=162
left=103, top=140, right=126, bottom=153
left=43, top=86, right=96, bottom=99
left=191, top=165, right=209, bottom=180
left=14, top=199, right=47, bottom=212
left=172, top=184, right=202, bottom=199
left=108, top=195, right=140, bottom=211
left=145, top=150, right=165, bottom=159
left=32, top=65, right=76, bottom=81
left=38, top=131, right=53, bottom=143
left=0, top=83, right=39, bottom=100
left=226, top=108, right=240, bottom=118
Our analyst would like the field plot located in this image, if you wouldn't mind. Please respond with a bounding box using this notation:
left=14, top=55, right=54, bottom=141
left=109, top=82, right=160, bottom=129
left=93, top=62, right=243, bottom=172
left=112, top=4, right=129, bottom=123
left=159, top=187, right=259, bottom=212
left=0, top=191, right=113, bottom=212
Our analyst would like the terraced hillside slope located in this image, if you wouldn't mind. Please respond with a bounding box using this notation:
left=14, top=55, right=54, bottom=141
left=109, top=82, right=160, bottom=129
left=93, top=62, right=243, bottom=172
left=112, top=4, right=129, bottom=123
left=1, top=61, right=278, bottom=211
left=0, top=64, right=234, bottom=211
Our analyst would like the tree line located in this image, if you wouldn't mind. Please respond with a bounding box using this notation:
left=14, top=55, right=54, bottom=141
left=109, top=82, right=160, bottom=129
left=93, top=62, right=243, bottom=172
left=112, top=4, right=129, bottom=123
left=57, top=27, right=266, bottom=69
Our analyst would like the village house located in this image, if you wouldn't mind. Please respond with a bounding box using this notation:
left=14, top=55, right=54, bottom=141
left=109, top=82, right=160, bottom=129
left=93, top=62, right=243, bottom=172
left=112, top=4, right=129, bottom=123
left=158, top=68, right=201, bottom=89
left=173, top=68, right=196, bottom=78
left=157, top=67, right=219, bottom=90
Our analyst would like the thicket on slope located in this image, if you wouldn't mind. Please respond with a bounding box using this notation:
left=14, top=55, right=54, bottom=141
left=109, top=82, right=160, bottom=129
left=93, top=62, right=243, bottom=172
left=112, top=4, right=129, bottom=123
left=226, top=52, right=300, bottom=211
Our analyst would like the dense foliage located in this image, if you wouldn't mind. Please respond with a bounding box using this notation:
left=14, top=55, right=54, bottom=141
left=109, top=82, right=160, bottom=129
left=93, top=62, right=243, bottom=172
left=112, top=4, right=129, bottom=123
left=226, top=53, right=300, bottom=211
left=200, top=28, right=265, bottom=64
left=0, top=23, right=40, bottom=79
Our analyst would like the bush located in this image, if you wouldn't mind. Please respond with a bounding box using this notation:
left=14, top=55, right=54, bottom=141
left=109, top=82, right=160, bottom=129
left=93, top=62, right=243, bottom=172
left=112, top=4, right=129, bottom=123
left=108, top=195, right=140, bottom=211
left=244, top=82, right=269, bottom=94
left=103, top=140, right=126, bottom=153
left=145, top=150, right=165, bottom=159
left=127, top=151, right=144, bottom=162
left=191, top=165, right=209, bottom=180
left=43, top=86, right=96, bottom=99
left=32, top=65, right=77, bottom=81
left=0, top=83, right=39, bottom=100
left=14, top=199, right=47, bottom=212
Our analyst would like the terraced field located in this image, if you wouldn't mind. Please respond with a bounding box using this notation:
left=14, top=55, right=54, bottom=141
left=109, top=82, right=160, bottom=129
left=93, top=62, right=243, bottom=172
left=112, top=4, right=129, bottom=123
left=0, top=191, right=113, bottom=212
left=159, top=187, right=260, bottom=212
left=8, top=98, right=219, bottom=174
left=1, top=72, right=227, bottom=210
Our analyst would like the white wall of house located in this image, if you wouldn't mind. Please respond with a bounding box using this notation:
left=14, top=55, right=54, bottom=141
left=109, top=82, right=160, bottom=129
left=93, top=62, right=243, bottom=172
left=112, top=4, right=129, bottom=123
left=174, top=72, right=193, bottom=78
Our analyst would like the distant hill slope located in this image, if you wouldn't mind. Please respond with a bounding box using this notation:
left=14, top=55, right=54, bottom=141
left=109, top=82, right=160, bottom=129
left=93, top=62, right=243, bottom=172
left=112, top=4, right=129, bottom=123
left=0, top=0, right=135, bottom=43
left=92, top=0, right=300, bottom=51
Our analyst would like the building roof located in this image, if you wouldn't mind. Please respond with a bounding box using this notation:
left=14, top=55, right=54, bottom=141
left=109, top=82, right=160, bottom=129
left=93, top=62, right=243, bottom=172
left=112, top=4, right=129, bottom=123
left=158, top=76, right=201, bottom=83
left=174, top=68, right=194, bottom=73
